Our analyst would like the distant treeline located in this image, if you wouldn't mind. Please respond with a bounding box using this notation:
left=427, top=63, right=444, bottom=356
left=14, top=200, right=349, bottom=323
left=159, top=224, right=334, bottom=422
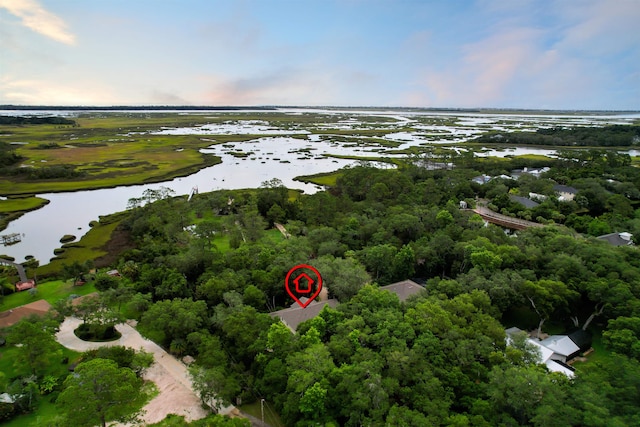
left=474, top=125, right=640, bottom=147
left=0, top=115, right=76, bottom=125
left=0, top=105, right=277, bottom=111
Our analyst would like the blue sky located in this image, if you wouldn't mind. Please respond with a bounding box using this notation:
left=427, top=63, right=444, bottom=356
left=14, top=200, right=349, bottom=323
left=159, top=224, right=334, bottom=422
left=0, top=0, right=638, bottom=109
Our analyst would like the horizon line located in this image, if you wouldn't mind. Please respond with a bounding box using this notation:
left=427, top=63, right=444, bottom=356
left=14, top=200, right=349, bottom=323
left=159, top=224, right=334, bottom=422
left=1, top=104, right=639, bottom=113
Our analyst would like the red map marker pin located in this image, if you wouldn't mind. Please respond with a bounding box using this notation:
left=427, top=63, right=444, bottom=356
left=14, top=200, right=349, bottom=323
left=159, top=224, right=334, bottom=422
left=285, top=264, right=323, bottom=308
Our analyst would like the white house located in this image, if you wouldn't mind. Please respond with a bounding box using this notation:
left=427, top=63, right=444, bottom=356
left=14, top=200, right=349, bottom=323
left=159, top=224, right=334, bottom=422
left=505, top=327, right=576, bottom=377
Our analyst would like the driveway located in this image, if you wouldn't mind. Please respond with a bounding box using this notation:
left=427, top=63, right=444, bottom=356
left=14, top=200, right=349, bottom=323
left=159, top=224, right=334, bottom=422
left=56, top=317, right=236, bottom=424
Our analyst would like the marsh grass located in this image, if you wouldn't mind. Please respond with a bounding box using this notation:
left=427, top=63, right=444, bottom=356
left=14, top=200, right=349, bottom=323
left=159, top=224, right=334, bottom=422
left=0, top=196, right=50, bottom=231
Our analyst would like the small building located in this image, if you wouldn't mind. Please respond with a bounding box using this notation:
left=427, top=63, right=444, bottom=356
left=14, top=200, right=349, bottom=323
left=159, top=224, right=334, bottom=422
left=379, top=279, right=425, bottom=302
left=553, top=184, right=579, bottom=201
left=505, top=327, right=576, bottom=377
left=270, top=298, right=339, bottom=332
left=597, top=232, right=635, bottom=247
left=509, top=195, right=539, bottom=209
left=529, top=192, right=547, bottom=202
left=568, top=329, right=593, bottom=352
left=472, top=175, right=492, bottom=185
left=106, top=269, right=121, bottom=277
left=511, top=167, right=550, bottom=180
left=0, top=299, right=53, bottom=328
left=540, top=335, right=581, bottom=362
left=15, top=279, right=36, bottom=292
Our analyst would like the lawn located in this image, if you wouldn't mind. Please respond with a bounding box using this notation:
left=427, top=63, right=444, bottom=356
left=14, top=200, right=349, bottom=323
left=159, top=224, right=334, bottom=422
left=0, top=343, right=81, bottom=427
left=294, top=170, right=343, bottom=187
left=572, top=328, right=615, bottom=369
left=0, top=279, right=97, bottom=312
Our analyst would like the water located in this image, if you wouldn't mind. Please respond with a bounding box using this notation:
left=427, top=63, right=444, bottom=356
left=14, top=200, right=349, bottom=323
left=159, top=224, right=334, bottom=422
left=1, top=108, right=639, bottom=264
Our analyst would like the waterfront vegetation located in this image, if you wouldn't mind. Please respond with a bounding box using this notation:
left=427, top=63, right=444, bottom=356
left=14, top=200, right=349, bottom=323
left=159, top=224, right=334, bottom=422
left=0, top=196, right=49, bottom=231
left=2, top=112, right=640, bottom=425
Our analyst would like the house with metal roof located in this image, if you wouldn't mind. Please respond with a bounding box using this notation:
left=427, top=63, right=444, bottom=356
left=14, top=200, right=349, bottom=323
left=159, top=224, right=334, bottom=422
left=597, top=232, right=635, bottom=247
left=509, top=195, right=540, bottom=209
left=540, top=335, right=581, bottom=362
left=505, top=327, right=576, bottom=377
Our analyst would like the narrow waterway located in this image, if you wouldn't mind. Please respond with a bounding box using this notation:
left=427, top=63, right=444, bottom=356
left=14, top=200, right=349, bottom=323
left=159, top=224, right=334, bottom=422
left=1, top=152, right=360, bottom=264
left=1, top=108, right=638, bottom=264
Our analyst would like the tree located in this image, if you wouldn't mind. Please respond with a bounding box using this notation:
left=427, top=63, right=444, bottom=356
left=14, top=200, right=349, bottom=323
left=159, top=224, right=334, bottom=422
left=190, top=365, right=240, bottom=412
left=138, top=298, right=208, bottom=346
left=311, top=255, right=370, bottom=302
left=62, top=260, right=90, bottom=284
left=521, top=279, right=578, bottom=339
left=7, top=316, right=59, bottom=375
left=57, top=358, right=143, bottom=427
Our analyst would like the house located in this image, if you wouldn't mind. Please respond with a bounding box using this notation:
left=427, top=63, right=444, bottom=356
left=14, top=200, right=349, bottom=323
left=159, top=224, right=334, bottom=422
left=472, top=175, right=492, bottom=185
left=505, top=327, right=576, bottom=377
left=511, top=167, right=550, bottom=180
left=14, top=279, right=36, bottom=292
left=568, top=329, right=593, bottom=353
left=529, top=192, right=547, bottom=202
left=0, top=393, right=15, bottom=404
left=539, top=335, right=581, bottom=362
left=597, top=232, right=635, bottom=247
left=553, top=184, right=579, bottom=201
left=509, top=195, right=539, bottom=209
left=0, top=299, right=53, bottom=328
left=270, top=298, right=339, bottom=332
left=379, top=279, right=425, bottom=302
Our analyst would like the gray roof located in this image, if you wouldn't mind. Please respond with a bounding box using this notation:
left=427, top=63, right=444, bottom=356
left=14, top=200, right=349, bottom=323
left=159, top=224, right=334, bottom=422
left=540, top=335, right=580, bottom=357
left=597, top=232, right=635, bottom=247
left=509, top=195, right=539, bottom=209
left=553, top=184, right=578, bottom=195
left=379, top=279, right=425, bottom=302
left=270, top=299, right=339, bottom=332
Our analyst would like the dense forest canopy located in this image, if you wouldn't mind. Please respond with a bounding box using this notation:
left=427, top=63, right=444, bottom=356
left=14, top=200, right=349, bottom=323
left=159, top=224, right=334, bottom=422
left=3, top=124, right=640, bottom=425
left=104, top=149, right=640, bottom=425
left=474, top=125, right=640, bottom=146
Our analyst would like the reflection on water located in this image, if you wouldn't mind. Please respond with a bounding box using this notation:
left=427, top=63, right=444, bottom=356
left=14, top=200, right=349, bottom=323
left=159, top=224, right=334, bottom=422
left=1, top=152, right=365, bottom=264
left=2, top=108, right=639, bottom=264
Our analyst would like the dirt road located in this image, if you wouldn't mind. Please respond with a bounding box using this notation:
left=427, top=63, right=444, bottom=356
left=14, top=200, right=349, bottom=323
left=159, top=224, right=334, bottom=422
left=56, top=317, right=235, bottom=424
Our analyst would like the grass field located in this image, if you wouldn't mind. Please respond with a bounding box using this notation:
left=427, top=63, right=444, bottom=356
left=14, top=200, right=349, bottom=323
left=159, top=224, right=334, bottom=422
left=0, top=279, right=97, bottom=312
left=0, top=343, right=81, bottom=427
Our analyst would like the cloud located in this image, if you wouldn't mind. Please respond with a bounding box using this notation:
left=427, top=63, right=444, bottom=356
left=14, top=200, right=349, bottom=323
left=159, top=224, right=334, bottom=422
left=203, top=68, right=339, bottom=106
left=150, top=91, right=191, bottom=105
left=0, top=77, right=114, bottom=105
left=0, top=0, right=75, bottom=45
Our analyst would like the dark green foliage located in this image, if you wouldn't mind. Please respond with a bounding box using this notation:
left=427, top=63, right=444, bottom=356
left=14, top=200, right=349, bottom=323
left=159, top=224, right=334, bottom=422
left=112, top=141, right=640, bottom=425
left=475, top=125, right=640, bottom=147
left=0, top=115, right=76, bottom=125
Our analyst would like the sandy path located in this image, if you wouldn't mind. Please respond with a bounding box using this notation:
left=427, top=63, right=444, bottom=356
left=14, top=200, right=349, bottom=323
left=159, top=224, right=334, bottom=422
left=56, top=317, right=235, bottom=425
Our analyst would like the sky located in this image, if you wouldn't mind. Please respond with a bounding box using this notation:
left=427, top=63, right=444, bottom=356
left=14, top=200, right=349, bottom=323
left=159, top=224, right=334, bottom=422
left=0, top=0, right=638, bottom=109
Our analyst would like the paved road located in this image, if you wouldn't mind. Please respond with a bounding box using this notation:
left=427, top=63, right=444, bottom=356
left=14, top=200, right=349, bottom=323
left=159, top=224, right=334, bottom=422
left=56, top=317, right=236, bottom=424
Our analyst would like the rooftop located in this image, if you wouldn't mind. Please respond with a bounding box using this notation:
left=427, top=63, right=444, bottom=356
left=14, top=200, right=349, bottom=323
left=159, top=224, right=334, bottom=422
left=540, top=335, right=580, bottom=357
left=597, top=232, right=635, bottom=247
left=270, top=299, right=339, bottom=332
left=509, top=195, right=540, bottom=209
left=379, top=279, right=425, bottom=302
left=0, top=299, right=53, bottom=328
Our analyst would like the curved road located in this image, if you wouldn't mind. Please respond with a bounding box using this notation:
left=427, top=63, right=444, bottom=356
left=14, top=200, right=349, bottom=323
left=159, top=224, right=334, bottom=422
left=56, top=317, right=235, bottom=425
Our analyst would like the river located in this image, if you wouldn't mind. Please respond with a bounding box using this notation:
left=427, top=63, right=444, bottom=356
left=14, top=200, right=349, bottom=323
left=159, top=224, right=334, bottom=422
left=1, top=108, right=638, bottom=264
